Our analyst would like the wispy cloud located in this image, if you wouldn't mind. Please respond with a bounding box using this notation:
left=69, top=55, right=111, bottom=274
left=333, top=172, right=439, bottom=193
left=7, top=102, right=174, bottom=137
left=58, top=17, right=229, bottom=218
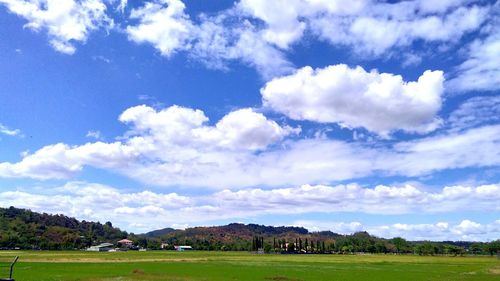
left=86, top=130, right=104, bottom=140
left=0, top=123, right=21, bottom=137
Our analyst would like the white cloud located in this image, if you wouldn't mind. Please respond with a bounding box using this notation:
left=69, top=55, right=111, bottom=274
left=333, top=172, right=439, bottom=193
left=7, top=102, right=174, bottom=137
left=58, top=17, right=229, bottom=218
left=372, top=220, right=500, bottom=241
left=213, top=183, right=500, bottom=216
left=447, top=95, right=500, bottom=132
left=123, top=0, right=493, bottom=77
left=295, top=219, right=500, bottom=241
left=117, top=0, right=126, bottom=13
left=447, top=30, right=500, bottom=92
left=119, top=105, right=298, bottom=151
left=191, top=20, right=294, bottom=78
left=0, top=123, right=21, bottom=137
left=0, top=0, right=113, bottom=54
left=2, top=0, right=494, bottom=75
left=0, top=181, right=191, bottom=232
left=2, top=181, right=500, bottom=240
left=388, top=125, right=500, bottom=176
left=236, top=0, right=306, bottom=49
left=126, top=0, right=193, bottom=56
left=0, top=105, right=301, bottom=184
left=238, top=0, right=490, bottom=56
left=86, top=130, right=103, bottom=140
left=126, top=0, right=293, bottom=78
left=261, top=64, right=444, bottom=136
left=329, top=4, right=488, bottom=55
left=0, top=103, right=498, bottom=187
left=0, top=141, right=137, bottom=179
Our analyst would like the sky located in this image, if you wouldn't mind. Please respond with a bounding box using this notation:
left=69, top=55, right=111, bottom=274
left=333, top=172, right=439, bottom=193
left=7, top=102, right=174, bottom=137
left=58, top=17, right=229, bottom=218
left=0, top=0, right=499, bottom=241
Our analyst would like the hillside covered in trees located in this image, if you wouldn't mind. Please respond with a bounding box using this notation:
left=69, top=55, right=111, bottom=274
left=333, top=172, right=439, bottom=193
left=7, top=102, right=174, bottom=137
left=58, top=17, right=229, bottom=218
left=0, top=206, right=127, bottom=250
left=1, top=207, right=499, bottom=255
left=152, top=224, right=500, bottom=255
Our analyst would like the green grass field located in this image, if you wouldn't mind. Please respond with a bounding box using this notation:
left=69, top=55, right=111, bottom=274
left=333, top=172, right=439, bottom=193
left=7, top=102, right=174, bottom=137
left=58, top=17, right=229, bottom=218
left=0, top=251, right=498, bottom=281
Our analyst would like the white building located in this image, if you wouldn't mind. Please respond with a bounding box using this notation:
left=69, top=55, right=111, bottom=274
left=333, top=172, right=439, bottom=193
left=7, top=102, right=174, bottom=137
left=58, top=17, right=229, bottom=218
left=174, top=245, right=193, bottom=251
left=87, top=243, right=114, bottom=252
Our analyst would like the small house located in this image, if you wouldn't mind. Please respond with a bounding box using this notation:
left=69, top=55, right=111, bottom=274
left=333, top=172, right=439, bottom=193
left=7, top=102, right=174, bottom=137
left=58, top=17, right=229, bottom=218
left=87, top=243, right=114, bottom=252
left=117, top=239, right=134, bottom=247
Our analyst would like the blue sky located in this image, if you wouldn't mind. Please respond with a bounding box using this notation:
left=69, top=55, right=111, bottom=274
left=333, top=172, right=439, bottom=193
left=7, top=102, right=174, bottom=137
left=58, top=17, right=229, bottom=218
left=0, top=0, right=499, bottom=241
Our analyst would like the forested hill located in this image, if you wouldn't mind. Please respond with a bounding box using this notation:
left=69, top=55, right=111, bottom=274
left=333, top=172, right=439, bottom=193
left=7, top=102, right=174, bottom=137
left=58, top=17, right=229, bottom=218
left=144, top=223, right=311, bottom=239
left=0, top=206, right=127, bottom=250
left=144, top=223, right=341, bottom=251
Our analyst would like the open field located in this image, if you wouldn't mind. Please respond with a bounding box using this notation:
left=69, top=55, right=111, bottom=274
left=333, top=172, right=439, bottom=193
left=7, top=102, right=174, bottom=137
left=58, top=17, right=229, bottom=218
left=0, top=251, right=499, bottom=281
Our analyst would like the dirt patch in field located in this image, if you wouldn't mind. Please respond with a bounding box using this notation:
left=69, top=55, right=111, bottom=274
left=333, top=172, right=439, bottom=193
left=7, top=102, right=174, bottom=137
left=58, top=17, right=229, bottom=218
left=132, top=268, right=145, bottom=275
left=22, top=257, right=210, bottom=263
left=265, top=276, right=304, bottom=281
left=489, top=266, right=500, bottom=275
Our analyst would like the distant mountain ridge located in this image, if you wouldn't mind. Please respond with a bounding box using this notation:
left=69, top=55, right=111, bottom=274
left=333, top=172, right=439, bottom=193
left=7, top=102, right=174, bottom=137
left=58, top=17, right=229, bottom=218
left=142, top=227, right=176, bottom=238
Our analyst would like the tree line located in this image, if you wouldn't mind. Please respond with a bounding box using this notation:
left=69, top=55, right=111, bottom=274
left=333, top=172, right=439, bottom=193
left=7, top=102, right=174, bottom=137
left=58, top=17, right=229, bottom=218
left=243, top=234, right=500, bottom=256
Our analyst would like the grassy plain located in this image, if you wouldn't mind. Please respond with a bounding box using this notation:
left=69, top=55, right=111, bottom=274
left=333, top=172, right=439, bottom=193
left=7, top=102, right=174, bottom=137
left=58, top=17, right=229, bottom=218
left=0, top=251, right=498, bottom=281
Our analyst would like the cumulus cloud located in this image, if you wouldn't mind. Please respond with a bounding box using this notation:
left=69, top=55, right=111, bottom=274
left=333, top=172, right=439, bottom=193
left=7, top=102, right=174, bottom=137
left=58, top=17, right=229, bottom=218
left=0, top=105, right=302, bottom=184
left=126, top=0, right=193, bottom=56
left=0, top=101, right=499, bottom=187
left=236, top=0, right=306, bottom=49
left=0, top=0, right=113, bottom=54
left=0, top=141, right=136, bottom=179
left=261, top=64, right=444, bottom=136
left=119, top=105, right=299, bottom=151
